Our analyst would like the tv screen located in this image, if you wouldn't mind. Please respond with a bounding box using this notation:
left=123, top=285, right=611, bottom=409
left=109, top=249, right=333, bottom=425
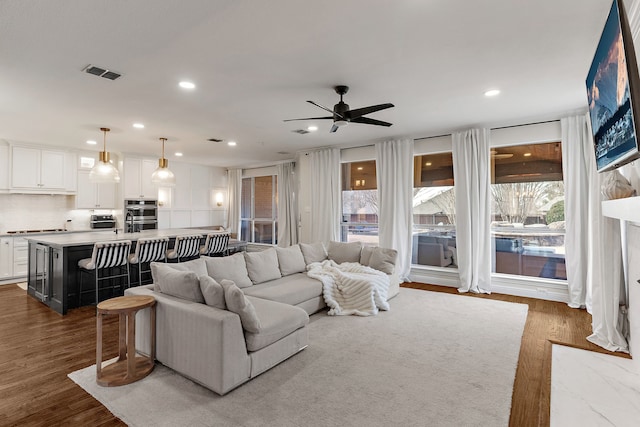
left=586, top=0, right=640, bottom=172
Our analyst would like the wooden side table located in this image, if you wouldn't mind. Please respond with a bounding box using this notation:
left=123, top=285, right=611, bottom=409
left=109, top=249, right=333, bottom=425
left=96, top=295, right=156, bottom=387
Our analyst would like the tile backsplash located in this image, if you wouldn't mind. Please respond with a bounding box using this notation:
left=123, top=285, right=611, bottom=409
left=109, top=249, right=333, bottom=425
left=0, top=194, right=114, bottom=233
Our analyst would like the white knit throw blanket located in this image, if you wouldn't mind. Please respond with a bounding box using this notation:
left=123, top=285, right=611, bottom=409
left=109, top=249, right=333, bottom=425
left=306, top=260, right=390, bottom=316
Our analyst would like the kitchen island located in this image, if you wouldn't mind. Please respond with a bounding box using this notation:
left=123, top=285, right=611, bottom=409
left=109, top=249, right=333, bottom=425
left=25, top=229, right=232, bottom=314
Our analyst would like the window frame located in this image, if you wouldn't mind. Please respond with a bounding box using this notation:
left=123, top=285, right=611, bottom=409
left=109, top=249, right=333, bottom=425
left=240, top=175, right=278, bottom=244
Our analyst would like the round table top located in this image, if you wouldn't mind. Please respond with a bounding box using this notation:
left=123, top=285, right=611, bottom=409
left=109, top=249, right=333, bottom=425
left=97, top=295, right=156, bottom=314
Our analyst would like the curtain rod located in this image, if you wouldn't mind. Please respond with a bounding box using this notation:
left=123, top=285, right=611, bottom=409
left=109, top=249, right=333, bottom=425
left=413, top=119, right=561, bottom=141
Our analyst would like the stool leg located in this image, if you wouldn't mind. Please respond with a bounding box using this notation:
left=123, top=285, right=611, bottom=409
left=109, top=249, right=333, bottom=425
left=94, top=269, right=99, bottom=306
left=96, top=311, right=103, bottom=378
left=138, top=262, right=142, bottom=287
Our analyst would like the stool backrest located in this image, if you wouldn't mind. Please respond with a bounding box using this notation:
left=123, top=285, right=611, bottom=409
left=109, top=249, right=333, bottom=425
left=134, top=237, right=169, bottom=263
left=174, top=235, right=202, bottom=259
left=92, top=240, right=132, bottom=269
left=203, top=232, right=230, bottom=256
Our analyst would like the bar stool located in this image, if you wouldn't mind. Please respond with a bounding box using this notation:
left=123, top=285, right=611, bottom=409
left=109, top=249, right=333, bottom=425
left=78, top=240, right=132, bottom=306
left=128, top=237, right=169, bottom=286
left=200, top=232, right=230, bottom=257
left=166, top=234, right=202, bottom=262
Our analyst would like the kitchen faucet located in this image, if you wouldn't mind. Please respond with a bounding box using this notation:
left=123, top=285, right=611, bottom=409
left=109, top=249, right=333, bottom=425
left=125, top=210, right=135, bottom=232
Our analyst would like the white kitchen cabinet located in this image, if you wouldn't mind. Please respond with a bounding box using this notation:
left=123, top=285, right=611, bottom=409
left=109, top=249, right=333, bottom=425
left=0, top=238, right=14, bottom=279
left=12, top=237, right=28, bottom=277
left=123, top=157, right=158, bottom=199
left=171, top=162, right=192, bottom=209
left=76, top=170, right=117, bottom=209
left=0, top=145, right=9, bottom=190
left=11, top=146, right=66, bottom=191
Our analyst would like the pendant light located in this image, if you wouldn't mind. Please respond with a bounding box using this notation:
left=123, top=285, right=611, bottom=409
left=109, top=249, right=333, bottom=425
left=151, top=137, right=176, bottom=187
left=89, top=127, right=120, bottom=183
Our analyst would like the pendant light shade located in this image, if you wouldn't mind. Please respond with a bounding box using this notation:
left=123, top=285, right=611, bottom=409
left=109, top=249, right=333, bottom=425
left=151, top=137, right=176, bottom=187
left=89, top=127, right=120, bottom=183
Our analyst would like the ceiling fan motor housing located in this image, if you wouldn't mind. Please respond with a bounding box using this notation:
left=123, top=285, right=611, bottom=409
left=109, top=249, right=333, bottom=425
left=334, top=102, right=350, bottom=121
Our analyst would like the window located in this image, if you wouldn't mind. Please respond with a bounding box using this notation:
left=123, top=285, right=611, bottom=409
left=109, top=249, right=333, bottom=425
left=240, top=175, right=278, bottom=244
left=412, top=153, right=457, bottom=268
left=490, top=142, right=566, bottom=280
left=341, top=160, right=379, bottom=245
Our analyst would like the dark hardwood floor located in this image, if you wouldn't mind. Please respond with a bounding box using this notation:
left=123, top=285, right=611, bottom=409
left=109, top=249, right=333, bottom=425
left=0, top=282, right=626, bottom=426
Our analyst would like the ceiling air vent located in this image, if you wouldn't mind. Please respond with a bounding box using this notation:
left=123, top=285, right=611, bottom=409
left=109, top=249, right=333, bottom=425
left=292, top=129, right=309, bottom=134
left=83, top=64, right=122, bottom=80
left=207, top=138, right=223, bottom=142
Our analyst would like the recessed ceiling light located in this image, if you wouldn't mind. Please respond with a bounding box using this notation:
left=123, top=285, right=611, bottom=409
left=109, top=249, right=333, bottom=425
left=484, top=89, right=500, bottom=97
left=175, top=152, right=183, bottom=157
left=425, top=162, right=432, bottom=166
left=307, top=125, right=318, bottom=132
left=86, top=140, right=97, bottom=145
left=133, top=123, right=145, bottom=129
left=523, top=152, right=532, bottom=157
left=227, top=141, right=237, bottom=147
left=179, top=81, right=195, bottom=89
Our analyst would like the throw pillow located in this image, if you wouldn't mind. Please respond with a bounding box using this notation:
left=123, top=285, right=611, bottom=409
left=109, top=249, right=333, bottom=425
left=150, top=262, right=204, bottom=303
left=244, top=248, right=282, bottom=284
left=327, top=241, right=363, bottom=264
left=275, top=245, right=306, bottom=276
left=368, top=247, right=398, bottom=274
left=163, top=257, right=208, bottom=277
left=299, top=242, right=327, bottom=265
left=360, top=245, right=375, bottom=266
left=220, top=279, right=261, bottom=333
left=203, top=252, right=253, bottom=288
left=199, top=275, right=226, bottom=309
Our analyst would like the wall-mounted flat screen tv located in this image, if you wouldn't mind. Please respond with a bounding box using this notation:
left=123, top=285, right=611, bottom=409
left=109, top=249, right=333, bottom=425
left=586, top=0, right=640, bottom=172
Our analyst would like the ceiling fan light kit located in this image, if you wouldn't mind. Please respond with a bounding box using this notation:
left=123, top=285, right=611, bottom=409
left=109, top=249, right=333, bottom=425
left=284, top=85, right=394, bottom=133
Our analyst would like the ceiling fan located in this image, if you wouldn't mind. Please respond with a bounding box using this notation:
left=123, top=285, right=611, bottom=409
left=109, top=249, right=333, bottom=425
left=284, top=85, right=394, bottom=133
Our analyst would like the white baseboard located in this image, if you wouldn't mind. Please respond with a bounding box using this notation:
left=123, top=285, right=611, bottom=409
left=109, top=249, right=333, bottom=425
left=409, top=266, right=569, bottom=303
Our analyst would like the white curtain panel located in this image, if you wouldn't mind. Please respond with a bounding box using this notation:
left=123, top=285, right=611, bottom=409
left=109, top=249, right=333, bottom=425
left=227, top=168, right=242, bottom=236
left=561, top=114, right=628, bottom=351
left=308, top=148, right=341, bottom=243
left=375, top=139, right=414, bottom=282
left=452, top=128, right=492, bottom=293
left=561, top=115, right=591, bottom=308
left=277, top=161, right=299, bottom=247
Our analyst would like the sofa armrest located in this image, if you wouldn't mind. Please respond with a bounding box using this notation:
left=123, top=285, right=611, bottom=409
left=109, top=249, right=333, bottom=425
left=125, top=286, right=251, bottom=395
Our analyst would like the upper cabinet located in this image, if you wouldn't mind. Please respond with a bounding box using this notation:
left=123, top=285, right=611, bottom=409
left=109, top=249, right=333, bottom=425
left=10, top=145, right=75, bottom=194
left=123, top=157, right=158, bottom=199
left=0, top=145, right=9, bottom=190
left=76, top=170, right=117, bottom=209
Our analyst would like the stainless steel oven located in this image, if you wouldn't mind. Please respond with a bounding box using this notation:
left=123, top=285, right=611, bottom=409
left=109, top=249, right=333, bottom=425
left=125, top=199, right=158, bottom=232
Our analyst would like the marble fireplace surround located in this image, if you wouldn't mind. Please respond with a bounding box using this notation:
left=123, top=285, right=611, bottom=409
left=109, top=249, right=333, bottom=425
left=602, top=195, right=640, bottom=374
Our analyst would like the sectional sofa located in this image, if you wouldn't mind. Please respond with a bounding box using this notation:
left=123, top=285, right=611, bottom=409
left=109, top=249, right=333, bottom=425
left=125, top=241, right=399, bottom=395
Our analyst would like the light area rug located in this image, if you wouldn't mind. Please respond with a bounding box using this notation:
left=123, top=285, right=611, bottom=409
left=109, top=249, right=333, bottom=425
left=69, top=288, right=528, bottom=427
left=551, top=344, right=640, bottom=427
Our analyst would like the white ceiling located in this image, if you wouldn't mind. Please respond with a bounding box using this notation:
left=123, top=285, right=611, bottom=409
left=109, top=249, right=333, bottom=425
left=0, top=0, right=612, bottom=168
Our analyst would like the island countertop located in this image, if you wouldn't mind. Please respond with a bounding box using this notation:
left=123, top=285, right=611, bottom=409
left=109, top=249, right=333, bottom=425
left=24, top=228, right=220, bottom=248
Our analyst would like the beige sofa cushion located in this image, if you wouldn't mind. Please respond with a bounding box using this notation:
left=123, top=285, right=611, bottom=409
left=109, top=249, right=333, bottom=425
left=275, top=245, right=306, bottom=276
left=360, top=246, right=375, bottom=266
left=244, top=249, right=281, bottom=284
left=199, top=275, right=226, bottom=310
left=162, top=257, right=208, bottom=277
left=204, top=253, right=253, bottom=288
left=151, top=262, right=204, bottom=303
left=243, top=296, right=309, bottom=352
left=242, top=273, right=323, bottom=306
left=327, top=241, right=362, bottom=264
left=220, top=280, right=261, bottom=333
left=299, top=242, right=327, bottom=265
left=368, top=247, right=398, bottom=274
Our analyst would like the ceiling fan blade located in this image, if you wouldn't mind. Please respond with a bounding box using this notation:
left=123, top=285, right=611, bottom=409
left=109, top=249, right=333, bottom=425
left=307, top=100, right=344, bottom=119
left=330, top=123, right=339, bottom=133
left=350, top=116, right=393, bottom=127
left=283, top=116, right=333, bottom=122
left=346, top=103, right=394, bottom=119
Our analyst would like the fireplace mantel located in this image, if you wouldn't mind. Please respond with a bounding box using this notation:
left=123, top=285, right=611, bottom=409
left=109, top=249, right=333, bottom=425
left=602, top=196, right=640, bottom=222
